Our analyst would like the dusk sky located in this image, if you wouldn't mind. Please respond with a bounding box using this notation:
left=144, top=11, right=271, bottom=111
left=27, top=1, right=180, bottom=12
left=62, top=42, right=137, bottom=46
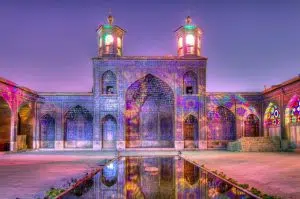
left=0, top=0, right=299, bottom=92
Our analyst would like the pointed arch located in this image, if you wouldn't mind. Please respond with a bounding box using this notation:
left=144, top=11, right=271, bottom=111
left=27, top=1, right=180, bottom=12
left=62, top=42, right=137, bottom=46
left=184, top=114, right=199, bottom=148
left=102, top=114, right=117, bottom=149
left=208, top=106, right=236, bottom=148
left=18, top=103, right=34, bottom=150
left=40, top=114, right=55, bottom=148
left=183, top=71, right=198, bottom=95
left=285, top=95, right=300, bottom=148
left=264, top=102, right=281, bottom=137
left=102, top=70, right=117, bottom=94
left=0, top=96, right=11, bottom=151
left=125, top=74, right=174, bottom=148
left=64, top=105, right=93, bottom=148
left=244, top=114, right=259, bottom=137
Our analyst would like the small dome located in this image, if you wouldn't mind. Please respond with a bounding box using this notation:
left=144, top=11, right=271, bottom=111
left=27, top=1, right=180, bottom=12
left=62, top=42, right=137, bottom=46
left=185, top=16, right=192, bottom=24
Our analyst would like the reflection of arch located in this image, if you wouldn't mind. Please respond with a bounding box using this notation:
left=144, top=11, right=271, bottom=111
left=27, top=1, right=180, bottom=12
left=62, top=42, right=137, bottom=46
left=184, top=115, right=199, bottom=148
left=64, top=105, right=93, bottom=148
left=102, top=70, right=117, bottom=94
left=264, top=102, right=281, bottom=137
left=18, top=103, right=34, bottom=149
left=183, top=71, right=198, bottom=95
left=285, top=95, right=300, bottom=147
left=40, top=114, right=55, bottom=148
left=184, top=160, right=199, bottom=186
left=0, top=97, right=11, bottom=151
left=102, top=161, right=118, bottom=187
left=208, top=106, right=236, bottom=141
left=244, top=114, right=259, bottom=137
left=125, top=74, right=174, bottom=148
left=102, top=114, right=117, bottom=149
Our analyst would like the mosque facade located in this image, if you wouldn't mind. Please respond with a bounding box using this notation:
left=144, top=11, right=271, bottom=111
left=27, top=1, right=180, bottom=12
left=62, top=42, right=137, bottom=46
left=0, top=15, right=299, bottom=151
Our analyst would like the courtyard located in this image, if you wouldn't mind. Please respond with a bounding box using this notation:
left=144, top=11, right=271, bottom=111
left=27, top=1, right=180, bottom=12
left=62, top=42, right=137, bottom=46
left=0, top=150, right=299, bottom=199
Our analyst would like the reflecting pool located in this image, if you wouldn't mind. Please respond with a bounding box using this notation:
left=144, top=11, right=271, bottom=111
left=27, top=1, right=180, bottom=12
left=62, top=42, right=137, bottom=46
left=61, top=156, right=256, bottom=199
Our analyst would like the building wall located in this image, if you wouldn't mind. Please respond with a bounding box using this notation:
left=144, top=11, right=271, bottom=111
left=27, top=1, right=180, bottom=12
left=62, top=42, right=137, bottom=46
left=37, top=94, right=94, bottom=149
left=93, top=57, right=207, bottom=150
left=262, top=77, right=300, bottom=146
left=0, top=78, right=39, bottom=151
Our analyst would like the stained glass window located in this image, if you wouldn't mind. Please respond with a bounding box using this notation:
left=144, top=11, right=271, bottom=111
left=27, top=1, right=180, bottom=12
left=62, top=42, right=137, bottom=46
left=265, top=104, right=280, bottom=127
left=289, top=97, right=300, bottom=123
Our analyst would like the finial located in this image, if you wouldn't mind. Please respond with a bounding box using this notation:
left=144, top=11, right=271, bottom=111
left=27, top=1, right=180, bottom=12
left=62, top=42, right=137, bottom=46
left=107, top=8, right=114, bottom=25
left=185, top=16, right=192, bottom=24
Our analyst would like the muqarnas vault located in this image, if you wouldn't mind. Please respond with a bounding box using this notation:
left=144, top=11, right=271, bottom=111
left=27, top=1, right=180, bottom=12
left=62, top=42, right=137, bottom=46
left=0, top=15, right=299, bottom=151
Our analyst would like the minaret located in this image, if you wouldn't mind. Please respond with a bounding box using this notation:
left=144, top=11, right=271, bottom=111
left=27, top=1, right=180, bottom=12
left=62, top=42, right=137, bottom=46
left=175, top=16, right=203, bottom=57
left=96, top=13, right=126, bottom=57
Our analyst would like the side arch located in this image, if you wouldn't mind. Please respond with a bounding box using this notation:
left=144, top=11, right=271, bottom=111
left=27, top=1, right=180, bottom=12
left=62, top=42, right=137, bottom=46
left=183, top=114, right=199, bottom=148
left=102, top=114, right=117, bottom=149
left=0, top=96, right=11, bottom=151
left=264, top=102, right=281, bottom=137
left=64, top=105, right=93, bottom=148
left=244, top=114, right=259, bottom=137
left=39, top=114, right=55, bottom=148
left=208, top=106, right=236, bottom=148
left=285, top=95, right=300, bottom=148
left=18, top=103, right=34, bottom=150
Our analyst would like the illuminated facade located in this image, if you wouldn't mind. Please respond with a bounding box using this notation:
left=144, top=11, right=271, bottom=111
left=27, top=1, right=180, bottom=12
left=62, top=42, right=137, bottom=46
left=0, top=15, right=299, bottom=151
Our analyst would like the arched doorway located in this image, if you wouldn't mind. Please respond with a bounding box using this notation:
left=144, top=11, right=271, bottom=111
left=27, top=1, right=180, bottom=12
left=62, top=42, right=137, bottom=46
left=286, top=95, right=300, bottom=148
left=40, top=114, right=55, bottom=148
left=125, top=74, right=174, bottom=148
left=18, top=103, right=34, bottom=150
left=184, top=115, right=199, bottom=148
left=208, top=106, right=236, bottom=148
left=244, top=114, right=259, bottom=137
left=102, top=114, right=117, bottom=149
left=0, top=97, right=11, bottom=151
left=64, top=105, right=93, bottom=148
left=264, top=103, right=281, bottom=137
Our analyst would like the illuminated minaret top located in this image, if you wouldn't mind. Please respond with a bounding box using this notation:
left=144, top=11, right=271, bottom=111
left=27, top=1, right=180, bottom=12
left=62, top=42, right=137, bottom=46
left=96, top=13, right=126, bottom=57
left=175, top=16, right=203, bottom=57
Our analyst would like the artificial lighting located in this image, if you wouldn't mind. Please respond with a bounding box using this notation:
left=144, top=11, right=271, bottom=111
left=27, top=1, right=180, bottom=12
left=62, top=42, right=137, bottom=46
left=178, top=37, right=183, bottom=48
left=186, top=34, right=195, bottom=46
left=105, top=34, right=114, bottom=45
left=117, top=37, right=122, bottom=48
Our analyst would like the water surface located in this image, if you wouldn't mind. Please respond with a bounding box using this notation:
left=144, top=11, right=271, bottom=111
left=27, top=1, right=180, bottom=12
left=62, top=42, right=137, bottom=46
left=62, top=156, right=256, bottom=199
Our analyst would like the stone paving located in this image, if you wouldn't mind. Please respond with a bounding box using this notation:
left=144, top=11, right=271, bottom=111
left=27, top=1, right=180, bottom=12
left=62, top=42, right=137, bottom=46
left=0, top=151, right=115, bottom=199
left=182, top=150, right=300, bottom=199
left=0, top=150, right=299, bottom=198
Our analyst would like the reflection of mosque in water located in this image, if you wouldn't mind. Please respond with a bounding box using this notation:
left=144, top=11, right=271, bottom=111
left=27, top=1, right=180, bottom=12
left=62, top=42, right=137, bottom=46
left=0, top=14, right=299, bottom=152
left=76, top=157, right=253, bottom=198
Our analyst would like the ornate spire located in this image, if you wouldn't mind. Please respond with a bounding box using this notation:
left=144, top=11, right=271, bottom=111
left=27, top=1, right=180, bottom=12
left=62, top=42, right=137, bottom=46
left=107, top=9, right=114, bottom=25
left=185, top=16, right=192, bottom=25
